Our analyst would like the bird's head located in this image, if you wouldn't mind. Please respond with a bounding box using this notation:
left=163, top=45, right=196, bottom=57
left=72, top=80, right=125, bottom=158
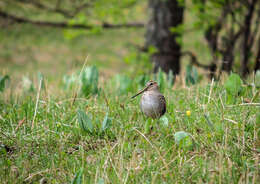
left=131, top=80, right=159, bottom=99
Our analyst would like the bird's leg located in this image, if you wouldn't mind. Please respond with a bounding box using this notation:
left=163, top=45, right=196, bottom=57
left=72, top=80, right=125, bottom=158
left=144, top=118, right=153, bottom=134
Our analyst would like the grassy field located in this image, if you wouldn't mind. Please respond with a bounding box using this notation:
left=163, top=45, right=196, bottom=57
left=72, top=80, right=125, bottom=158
left=0, top=22, right=259, bottom=183
left=1, top=64, right=259, bottom=183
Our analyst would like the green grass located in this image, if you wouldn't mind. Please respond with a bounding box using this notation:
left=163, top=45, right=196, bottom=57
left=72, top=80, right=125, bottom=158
left=0, top=24, right=145, bottom=82
left=0, top=71, right=259, bottom=183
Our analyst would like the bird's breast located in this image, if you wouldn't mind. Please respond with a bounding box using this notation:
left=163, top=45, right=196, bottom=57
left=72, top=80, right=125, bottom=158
left=140, top=91, right=165, bottom=118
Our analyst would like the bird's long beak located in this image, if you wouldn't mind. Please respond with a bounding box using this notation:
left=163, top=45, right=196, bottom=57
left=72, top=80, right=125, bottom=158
left=131, top=86, right=148, bottom=99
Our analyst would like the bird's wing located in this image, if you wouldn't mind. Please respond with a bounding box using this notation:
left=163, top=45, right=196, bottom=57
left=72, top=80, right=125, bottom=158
left=158, top=94, right=166, bottom=115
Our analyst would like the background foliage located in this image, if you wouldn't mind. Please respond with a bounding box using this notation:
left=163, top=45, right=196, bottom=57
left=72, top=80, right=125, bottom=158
left=0, top=0, right=259, bottom=183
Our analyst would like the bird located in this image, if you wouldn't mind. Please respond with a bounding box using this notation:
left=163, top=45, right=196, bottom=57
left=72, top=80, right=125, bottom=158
left=131, top=80, right=166, bottom=119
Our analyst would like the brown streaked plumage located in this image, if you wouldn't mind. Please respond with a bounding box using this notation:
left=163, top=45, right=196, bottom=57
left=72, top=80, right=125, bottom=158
left=131, top=80, right=166, bottom=119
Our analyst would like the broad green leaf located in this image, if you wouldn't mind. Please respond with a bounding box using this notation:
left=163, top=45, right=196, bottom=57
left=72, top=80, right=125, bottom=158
left=160, top=116, right=169, bottom=127
left=71, top=168, right=83, bottom=184
left=168, top=70, right=174, bottom=87
left=81, top=66, right=99, bottom=96
left=63, top=73, right=80, bottom=89
left=115, top=74, right=132, bottom=94
left=136, top=74, right=148, bottom=87
left=77, top=110, right=93, bottom=133
left=174, top=131, right=193, bottom=148
left=185, top=65, right=198, bottom=86
left=22, top=76, right=34, bottom=92
left=156, top=68, right=165, bottom=92
left=0, top=75, right=10, bottom=92
left=98, top=178, right=105, bottom=184
left=192, top=66, right=198, bottom=83
left=102, top=113, right=112, bottom=131
left=63, top=66, right=99, bottom=96
left=224, top=73, right=243, bottom=95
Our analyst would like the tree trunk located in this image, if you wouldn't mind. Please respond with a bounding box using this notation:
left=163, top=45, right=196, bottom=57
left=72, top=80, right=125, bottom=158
left=241, top=0, right=257, bottom=76
left=221, top=48, right=234, bottom=73
left=255, top=39, right=260, bottom=72
left=146, top=0, right=184, bottom=74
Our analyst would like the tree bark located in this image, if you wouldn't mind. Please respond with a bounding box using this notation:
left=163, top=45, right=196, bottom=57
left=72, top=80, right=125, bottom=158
left=241, top=0, right=257, bottom=76
left=221, top=27, right=243, bottom=73
left=255, top=39, right=260, bottom=72
left=146, top=0, right=184, bottom=74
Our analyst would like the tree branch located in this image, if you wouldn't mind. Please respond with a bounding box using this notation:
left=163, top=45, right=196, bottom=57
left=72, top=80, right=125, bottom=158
left=0, top=10, right=144, bottom=29
left=182, top=51, right=215, bottom=70
left=11, top=0, right=92, bottom=18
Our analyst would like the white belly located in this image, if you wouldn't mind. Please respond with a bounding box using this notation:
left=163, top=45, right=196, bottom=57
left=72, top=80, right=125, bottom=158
left=140, top=92, right=162, bottom=118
